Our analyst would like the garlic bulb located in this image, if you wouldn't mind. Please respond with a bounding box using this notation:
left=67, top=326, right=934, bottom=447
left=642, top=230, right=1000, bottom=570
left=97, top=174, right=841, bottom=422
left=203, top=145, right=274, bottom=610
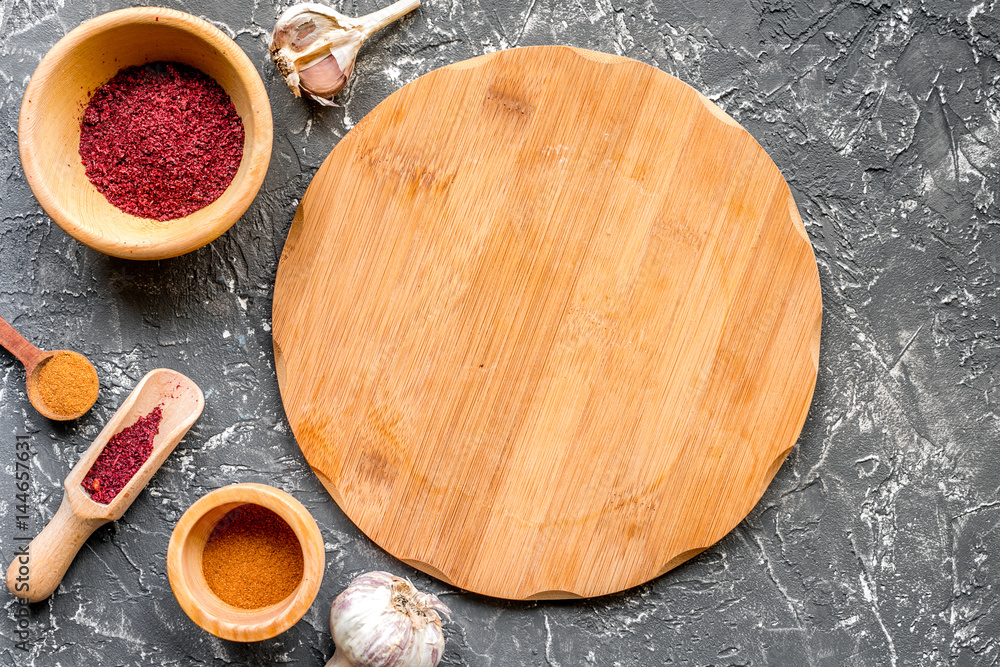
left=270, top=0, right=420, bottom=106
left=326, top=571, right=450, bottom=667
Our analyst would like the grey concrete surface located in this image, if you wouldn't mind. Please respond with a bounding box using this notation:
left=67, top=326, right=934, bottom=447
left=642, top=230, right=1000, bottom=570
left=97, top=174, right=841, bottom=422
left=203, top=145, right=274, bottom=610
left=1, top=0, right=999, bottom=665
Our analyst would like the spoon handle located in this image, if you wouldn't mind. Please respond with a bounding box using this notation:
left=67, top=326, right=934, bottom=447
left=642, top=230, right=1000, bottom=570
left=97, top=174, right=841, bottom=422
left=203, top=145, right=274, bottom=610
left=0, top=315, right=45, bottom=370
left=5, top=494, right=108, bottom=602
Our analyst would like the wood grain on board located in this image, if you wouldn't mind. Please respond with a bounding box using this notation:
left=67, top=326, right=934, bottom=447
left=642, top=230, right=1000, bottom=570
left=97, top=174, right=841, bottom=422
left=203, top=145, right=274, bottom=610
left=272, top=46, right=822, bottom=600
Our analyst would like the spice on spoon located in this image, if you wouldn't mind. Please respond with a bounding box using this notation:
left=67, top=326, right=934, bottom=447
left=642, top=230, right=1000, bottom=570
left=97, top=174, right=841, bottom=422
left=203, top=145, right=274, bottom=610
left=34, top=351, right=99, bottom=418
left=201, top=504, right=304, bottom=609
left=79, top=62, right=244, bottom=221
left=269, top=0, right=420, bottom=106
left=82, top=407, right=163, bottom=504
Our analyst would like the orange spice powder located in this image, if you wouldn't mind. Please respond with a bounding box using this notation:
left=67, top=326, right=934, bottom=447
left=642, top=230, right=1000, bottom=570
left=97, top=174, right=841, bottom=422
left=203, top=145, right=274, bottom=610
left=201, top=504, right=304, bottom=609
left=35, top=351, right=99, bottom=417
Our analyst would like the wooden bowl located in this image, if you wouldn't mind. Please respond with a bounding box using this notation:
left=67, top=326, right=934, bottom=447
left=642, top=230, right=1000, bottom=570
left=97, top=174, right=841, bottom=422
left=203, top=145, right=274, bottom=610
left=19, top=7, right=273, bottom=260
left=167, top=483, right=325, bottom=642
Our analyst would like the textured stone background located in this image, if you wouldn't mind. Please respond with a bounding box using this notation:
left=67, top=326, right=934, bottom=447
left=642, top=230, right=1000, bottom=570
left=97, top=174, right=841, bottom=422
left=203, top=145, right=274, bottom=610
left=2, top=0, right=999, bottom=665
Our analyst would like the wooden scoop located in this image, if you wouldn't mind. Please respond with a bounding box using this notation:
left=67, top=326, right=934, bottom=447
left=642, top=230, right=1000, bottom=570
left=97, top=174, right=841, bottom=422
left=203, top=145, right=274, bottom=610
left=0, top=314, right=99, bottom=420
left=5, top=368, right=204, bottom=602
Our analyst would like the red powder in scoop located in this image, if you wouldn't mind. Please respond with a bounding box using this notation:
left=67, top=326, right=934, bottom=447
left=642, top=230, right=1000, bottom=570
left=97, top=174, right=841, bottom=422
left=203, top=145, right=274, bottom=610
left=79, top=62, right=244, bottom=221
left=82, top=407, right=163, bottom=504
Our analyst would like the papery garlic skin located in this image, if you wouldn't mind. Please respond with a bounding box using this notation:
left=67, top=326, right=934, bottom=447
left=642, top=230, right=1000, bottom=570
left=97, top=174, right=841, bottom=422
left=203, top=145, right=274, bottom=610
left=270, top=0, right=420, bottom=106
left=326, top=571, right=450, bottom=667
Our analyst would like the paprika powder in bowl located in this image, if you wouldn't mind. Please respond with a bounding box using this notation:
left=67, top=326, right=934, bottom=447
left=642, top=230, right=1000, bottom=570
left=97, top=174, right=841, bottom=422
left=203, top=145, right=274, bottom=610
left=167, top=483, right=325, bottom=642
left=19, top=7, right=272, bottom=260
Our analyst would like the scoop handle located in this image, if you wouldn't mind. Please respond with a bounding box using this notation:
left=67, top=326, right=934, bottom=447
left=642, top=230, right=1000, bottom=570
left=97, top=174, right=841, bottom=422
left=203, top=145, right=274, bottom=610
left=0, top=315, right=45, bottom=370
left=6, top=495, right=108, bottom=602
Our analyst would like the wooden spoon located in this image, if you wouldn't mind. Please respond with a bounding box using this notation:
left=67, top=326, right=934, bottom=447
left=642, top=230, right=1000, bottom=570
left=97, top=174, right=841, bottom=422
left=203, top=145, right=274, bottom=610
left=5, top=368, right=204, bottom=602
left=0, top=314, right=99, bottom=420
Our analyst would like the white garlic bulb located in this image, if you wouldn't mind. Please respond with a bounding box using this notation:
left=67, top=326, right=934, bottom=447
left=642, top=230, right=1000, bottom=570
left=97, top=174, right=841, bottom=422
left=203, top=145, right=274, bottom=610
left=270, top=0, right=420, bottom=106
left=326, top=571, right=451, bottom=667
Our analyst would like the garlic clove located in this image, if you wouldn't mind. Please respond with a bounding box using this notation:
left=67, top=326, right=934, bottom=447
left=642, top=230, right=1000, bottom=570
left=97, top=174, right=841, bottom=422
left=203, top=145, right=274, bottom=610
left=298, top=54, right=350, bottom=101
left=270, top=0, right=420, bottom=106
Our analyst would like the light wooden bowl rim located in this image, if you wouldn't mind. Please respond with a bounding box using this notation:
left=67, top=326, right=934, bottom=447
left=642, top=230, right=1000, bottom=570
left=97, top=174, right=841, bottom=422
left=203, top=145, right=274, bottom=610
left=18, top=6, right=273, bottom=260
left=166, top=483, right=325, bottom=642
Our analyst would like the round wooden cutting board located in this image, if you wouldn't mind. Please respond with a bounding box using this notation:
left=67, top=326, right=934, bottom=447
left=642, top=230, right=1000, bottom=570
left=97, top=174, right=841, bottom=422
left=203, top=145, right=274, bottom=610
left=273, top=46, right=821, bottom=600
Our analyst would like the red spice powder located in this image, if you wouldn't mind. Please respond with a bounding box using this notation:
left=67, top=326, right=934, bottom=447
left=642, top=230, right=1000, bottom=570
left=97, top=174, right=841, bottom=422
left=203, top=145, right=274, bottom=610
left=79, top=62, right=244, bottom=221
left=82, top=407, right=163, bottom=504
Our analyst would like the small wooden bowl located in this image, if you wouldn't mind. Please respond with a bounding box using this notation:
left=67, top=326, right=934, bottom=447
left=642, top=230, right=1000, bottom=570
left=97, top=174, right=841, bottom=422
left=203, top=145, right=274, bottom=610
left=19, top=7, right=273, bottom=260
left=167, top=483, right=325, bottom=642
